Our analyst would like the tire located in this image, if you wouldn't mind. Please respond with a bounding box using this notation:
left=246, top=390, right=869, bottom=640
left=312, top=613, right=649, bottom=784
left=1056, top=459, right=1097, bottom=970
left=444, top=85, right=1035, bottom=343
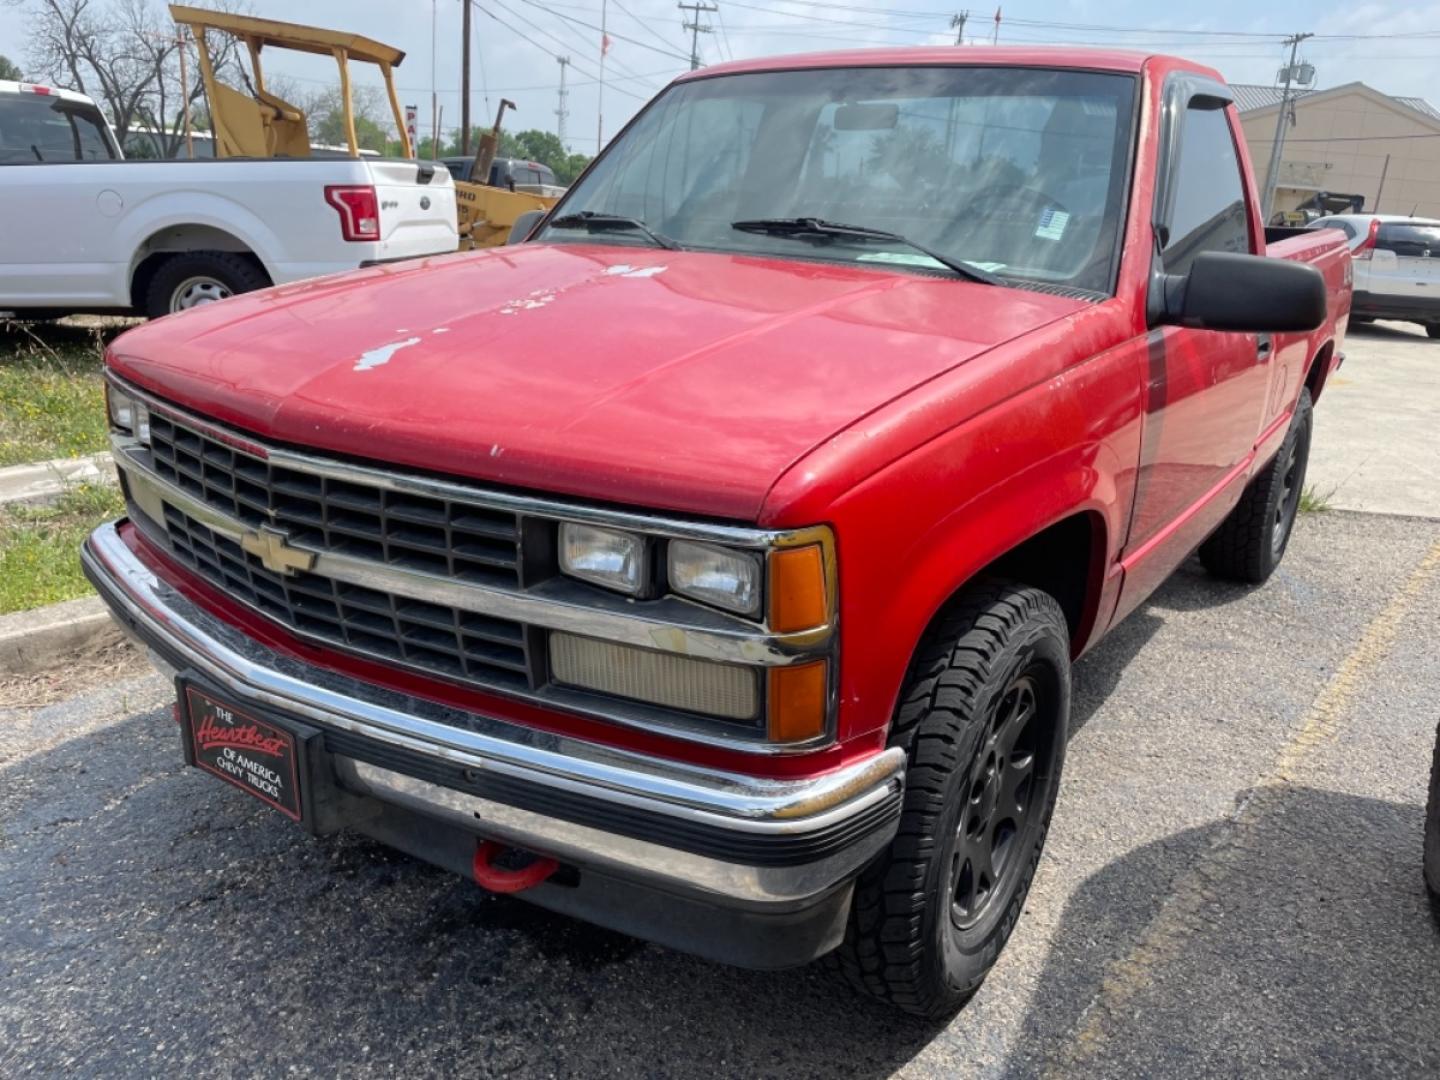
left=832, top=581, right=1071, bottom=1018
left=1199, top=386, right=1313, bottom=584
left=1425, top=721, right=1440, bottom=922
left=144, top=251, right=269, bottom=319
left=1426, top=324, right=1440, bottom=340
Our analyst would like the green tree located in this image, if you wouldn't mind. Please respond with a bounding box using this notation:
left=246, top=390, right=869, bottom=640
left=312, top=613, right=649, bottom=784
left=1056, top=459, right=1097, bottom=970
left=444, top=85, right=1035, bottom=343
left=0, top=54, right=23, bottom=81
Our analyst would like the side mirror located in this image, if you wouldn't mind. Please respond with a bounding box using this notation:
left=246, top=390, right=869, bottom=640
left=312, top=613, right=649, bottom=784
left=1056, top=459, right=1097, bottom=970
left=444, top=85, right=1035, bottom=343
left=1152, top=251, right=1327, bottom=333
left=508, top=209, right=546, bottom=245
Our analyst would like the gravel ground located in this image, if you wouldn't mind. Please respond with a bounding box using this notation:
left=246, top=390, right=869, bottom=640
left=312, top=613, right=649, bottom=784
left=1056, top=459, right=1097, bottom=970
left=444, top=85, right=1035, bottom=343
left=2, top=509, right=1437, bottom=1078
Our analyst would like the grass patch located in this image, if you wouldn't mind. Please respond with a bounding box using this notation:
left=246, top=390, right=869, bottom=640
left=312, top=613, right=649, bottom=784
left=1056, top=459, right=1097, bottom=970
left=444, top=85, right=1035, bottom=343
left=0, top=320, right=123, bottom=467
left=0, top=482, right=125, bottom=614
left=1298, top=484, right=1336, bottom=514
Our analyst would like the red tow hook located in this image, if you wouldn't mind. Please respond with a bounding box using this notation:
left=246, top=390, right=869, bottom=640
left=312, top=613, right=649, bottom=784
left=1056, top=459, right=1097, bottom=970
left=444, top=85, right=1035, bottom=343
left=471, top=839, right=559, bottom=894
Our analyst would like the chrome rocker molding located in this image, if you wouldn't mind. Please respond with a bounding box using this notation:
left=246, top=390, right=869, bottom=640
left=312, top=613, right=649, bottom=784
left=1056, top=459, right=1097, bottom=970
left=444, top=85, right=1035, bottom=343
left=82, top=521, right=904, bottom=906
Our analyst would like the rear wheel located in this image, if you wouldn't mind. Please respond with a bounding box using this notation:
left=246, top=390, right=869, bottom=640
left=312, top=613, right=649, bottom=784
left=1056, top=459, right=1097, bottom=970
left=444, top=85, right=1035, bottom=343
left=144, top=251, right=269, bottom=319
left=1200, top=387, right=1313, bottom=584
left=832, top=581, right=1070, bottom=1017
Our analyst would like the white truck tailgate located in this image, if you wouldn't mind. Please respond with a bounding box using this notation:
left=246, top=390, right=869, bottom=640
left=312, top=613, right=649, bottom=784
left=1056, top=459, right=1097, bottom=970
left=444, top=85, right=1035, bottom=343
left=369, top=158, right=458, bottom=259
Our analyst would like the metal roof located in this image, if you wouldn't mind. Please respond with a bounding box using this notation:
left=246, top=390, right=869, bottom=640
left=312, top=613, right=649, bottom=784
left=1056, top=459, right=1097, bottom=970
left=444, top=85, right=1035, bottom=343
left=1230, top=82, right=1440, bottom=122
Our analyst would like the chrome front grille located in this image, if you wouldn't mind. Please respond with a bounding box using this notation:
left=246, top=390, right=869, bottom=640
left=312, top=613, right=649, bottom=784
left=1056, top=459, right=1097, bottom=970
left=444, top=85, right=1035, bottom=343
left=161, top=503, right=532, bottom=690
left=148, top=412, right=522, bottom=588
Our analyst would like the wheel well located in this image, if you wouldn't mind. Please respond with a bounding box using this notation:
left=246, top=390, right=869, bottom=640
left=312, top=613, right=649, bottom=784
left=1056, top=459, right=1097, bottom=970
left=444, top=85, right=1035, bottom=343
left=128, top=225, right=271, bottom=309
left=1305, top=341, right=1334, bottom=404
left=968, top=513, right=1102, bottom=654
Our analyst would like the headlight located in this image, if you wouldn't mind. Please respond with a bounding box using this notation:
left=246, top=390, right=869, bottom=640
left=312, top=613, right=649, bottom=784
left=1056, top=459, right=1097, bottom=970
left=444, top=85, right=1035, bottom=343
left=559, top=522, right=647, bottom=595
left=667, top=540, right=761, bottom=617
left=105, top=384, right=149, bottom=445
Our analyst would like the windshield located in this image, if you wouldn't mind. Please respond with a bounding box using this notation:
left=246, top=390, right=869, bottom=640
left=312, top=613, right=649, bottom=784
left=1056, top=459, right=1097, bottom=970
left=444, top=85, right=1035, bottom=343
left=0, top=93, right=118, bottom=163
left=541, top=66, right=1137, bottom=294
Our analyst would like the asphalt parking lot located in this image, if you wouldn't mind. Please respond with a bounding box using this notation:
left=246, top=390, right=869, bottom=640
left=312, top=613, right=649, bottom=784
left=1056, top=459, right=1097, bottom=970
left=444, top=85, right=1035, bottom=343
left=3, top=330, right=1439, bottom=1078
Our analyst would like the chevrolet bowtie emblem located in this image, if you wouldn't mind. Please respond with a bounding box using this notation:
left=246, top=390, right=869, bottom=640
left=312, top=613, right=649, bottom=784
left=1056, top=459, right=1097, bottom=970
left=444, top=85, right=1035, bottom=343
left=240, top=525, right=316, bottom=577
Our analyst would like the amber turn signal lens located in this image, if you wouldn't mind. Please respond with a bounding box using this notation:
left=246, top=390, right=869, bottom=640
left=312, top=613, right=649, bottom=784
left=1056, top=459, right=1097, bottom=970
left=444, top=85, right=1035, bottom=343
left=768, top=661, right=828, bottom=743
left=768, top=544, right=828, bottom=633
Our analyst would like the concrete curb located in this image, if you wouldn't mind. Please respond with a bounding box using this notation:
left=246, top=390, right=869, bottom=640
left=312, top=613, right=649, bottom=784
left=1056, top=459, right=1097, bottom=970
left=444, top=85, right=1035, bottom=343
left=0, top=452, right=115, bottom=507
left=0, top=596, right=125, bottom=676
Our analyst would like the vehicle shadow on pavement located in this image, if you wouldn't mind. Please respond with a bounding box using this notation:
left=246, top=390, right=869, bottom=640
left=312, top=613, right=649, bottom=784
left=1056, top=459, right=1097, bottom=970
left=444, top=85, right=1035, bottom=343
left=1004, top=784, right=1440, bottom=1078
left=1346, top=320, right=1429, bottom=342
left=0, top=705, right=946, bottom=1077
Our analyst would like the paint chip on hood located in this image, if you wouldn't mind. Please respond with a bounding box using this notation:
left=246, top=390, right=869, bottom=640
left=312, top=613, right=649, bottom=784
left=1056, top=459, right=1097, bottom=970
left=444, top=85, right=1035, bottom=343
left=354, top=336, right=421, bottom=372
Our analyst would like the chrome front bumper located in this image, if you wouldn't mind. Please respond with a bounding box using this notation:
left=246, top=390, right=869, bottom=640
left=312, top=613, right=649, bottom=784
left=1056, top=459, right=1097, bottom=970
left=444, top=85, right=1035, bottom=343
left=82, top=521, right=904, bottom=909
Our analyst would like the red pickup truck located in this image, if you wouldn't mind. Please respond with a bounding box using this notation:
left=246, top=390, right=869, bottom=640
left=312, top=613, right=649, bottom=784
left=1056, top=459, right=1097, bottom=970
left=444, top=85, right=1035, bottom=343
left=85, top=47, right=1350, bottom=1016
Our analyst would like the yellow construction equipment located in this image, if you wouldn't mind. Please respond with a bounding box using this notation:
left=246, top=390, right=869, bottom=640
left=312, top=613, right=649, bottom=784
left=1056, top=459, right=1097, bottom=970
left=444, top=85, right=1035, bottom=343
left=452, top=99, right=556, bottom=250
left=169, top=5, right=558, bottom=248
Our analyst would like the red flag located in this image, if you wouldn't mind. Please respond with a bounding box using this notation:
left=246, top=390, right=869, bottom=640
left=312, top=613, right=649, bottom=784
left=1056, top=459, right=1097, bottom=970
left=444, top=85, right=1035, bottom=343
left=602, top=32, right=612, bottom=56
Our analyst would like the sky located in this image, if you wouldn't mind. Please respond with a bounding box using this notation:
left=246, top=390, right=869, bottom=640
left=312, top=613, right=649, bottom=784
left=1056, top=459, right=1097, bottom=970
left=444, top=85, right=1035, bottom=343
left=2, top=0, right=1439, bottom=155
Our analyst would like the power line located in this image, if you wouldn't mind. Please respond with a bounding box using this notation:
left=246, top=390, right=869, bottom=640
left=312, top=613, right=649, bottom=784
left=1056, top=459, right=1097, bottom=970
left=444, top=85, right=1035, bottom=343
left=610, top=0, right=688, bottom=57
left=470, top=0, right=651, bottom=101
left=517, top=0, right=693, bottom=61
left=714, top=4, right=735, bottom=61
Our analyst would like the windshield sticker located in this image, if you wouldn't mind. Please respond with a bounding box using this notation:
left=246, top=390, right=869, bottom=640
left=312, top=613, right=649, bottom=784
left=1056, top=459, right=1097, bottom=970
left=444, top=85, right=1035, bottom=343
left=1035, top=208, right=1070, bottom=242
left=353, top=336, right=421, bottom=372
left=856, top=252, right=947, bottom=269
left=857, top=253, right=1006, bottom=272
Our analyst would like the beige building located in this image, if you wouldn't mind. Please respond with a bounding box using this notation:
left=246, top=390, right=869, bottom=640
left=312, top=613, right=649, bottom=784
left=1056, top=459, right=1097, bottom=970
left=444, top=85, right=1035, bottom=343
left=1233, top=82, right=1440, bottom=219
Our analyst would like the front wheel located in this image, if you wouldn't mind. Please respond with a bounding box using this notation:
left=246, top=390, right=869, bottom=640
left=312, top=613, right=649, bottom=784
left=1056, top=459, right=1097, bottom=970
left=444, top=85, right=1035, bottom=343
left=144, top=251, right=269, bottom=319
left=1200, top=387, right=1313, bottom=584
left=1426, top=324, right=1440, bottom=340
left=832, top=581, right=1070, bottom=1017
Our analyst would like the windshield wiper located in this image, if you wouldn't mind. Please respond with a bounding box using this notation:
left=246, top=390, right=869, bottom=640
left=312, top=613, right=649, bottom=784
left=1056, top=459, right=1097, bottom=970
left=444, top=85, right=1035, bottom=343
left=548, top=211, right=683, bottom=251
left=731, top=217, right=1000, bottom=285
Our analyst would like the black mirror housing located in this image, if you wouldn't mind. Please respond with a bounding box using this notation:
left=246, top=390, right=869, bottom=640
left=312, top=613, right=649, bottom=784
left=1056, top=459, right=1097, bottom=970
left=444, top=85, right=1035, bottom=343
left=508, top=208, right=547, bottom=245
left=1153, top=251, right=1327, bottom=334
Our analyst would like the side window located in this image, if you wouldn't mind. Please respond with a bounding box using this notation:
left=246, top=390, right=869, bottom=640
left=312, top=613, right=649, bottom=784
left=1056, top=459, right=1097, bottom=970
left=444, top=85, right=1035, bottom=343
left=1162, top=105, right=1250, bottom=273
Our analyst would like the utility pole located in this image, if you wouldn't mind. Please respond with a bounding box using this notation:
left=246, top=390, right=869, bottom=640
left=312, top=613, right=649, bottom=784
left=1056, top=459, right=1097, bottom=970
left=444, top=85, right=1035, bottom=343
left=176, top=26, right=192, bottom=159
left=951, top=11, right=968, bottom=45
left=144, top=27, right=194, bottom=158
left=461, top=0, right=472, bottom=155
left=597, top=0, right=608, bottom=152
left=1261, top=31, right=1314, bottom=221
left=678, top=2, right=717, bottom=71
left=556, top=56, right=571, bottom=150
left=430, top=0, right=437, bottom=159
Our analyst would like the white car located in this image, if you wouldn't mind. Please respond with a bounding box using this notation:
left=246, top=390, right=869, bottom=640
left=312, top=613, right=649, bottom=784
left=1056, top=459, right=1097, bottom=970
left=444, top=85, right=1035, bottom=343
left=0, top=80, right=457, bottom=318
left=1308, top=213, right=1440, bottom=338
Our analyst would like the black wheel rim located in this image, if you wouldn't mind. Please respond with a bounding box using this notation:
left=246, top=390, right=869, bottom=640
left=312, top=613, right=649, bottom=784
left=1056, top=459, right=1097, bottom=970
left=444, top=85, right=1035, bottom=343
left=1272, top=431, right=1305, bottom=558
left=949, top=661, right=1055, bottom=932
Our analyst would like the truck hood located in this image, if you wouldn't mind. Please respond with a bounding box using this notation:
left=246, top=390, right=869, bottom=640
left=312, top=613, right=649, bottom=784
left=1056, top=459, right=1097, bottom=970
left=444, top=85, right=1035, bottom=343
left=109, top=243, right=1086, bottom=520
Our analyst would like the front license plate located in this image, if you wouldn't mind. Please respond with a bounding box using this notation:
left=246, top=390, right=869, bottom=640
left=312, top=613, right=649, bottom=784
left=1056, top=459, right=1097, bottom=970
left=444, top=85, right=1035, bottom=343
left=183, top=685, right=304, bottom=822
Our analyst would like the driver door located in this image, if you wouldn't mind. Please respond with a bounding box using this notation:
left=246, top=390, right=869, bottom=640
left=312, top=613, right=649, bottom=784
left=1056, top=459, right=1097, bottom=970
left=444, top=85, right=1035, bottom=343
left=1115, top=93, right=1271, bottom=615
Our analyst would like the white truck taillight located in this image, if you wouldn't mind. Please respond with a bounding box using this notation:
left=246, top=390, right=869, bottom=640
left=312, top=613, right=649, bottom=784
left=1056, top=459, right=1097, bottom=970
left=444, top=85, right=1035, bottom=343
left=324, top=185, right=381, bottom=242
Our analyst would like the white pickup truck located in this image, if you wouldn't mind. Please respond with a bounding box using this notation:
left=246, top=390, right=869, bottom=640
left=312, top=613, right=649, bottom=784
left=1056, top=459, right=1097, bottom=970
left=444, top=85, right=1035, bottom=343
left=0, top=80, right=457, bottom=318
